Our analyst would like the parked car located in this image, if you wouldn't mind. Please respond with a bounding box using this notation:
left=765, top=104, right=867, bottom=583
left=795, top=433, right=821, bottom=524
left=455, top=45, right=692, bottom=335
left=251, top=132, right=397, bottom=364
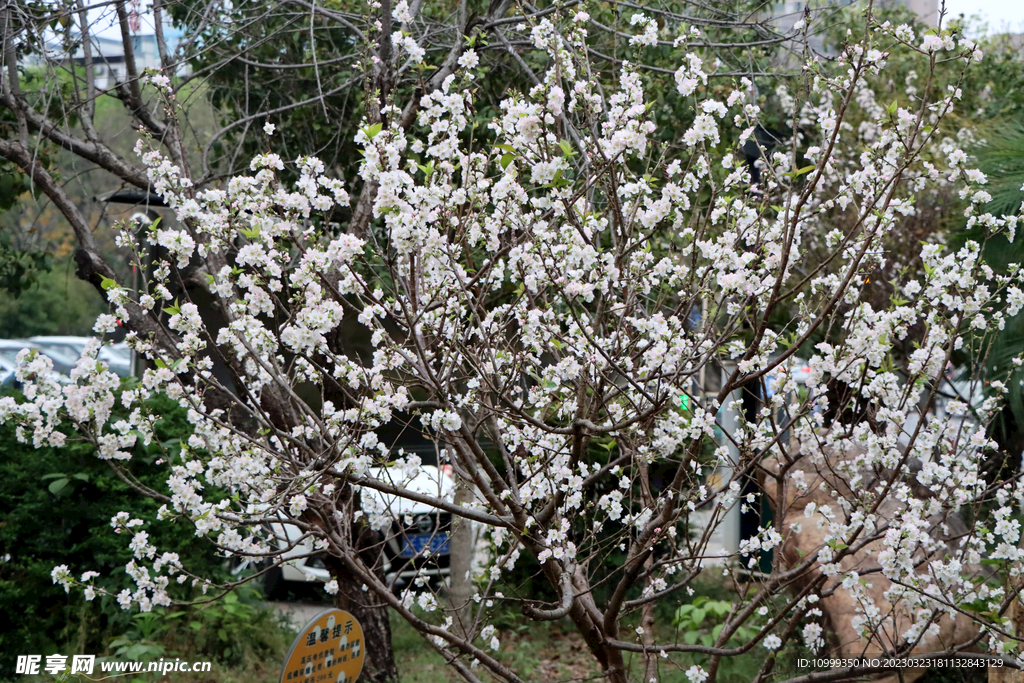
left=0, top=355, right=15, bottom=388
left=236, top=464, right=468, bottom=596
left=0, top=340, right=76, bottom=376
left=763, top=359, right=815, bottom=397
left=28, top=336, right=131, bottom=377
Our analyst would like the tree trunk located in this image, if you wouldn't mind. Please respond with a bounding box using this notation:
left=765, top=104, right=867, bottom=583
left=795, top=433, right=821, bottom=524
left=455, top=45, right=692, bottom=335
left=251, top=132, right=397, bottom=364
left=448, top=480, right=475, bottom=635
left=332, top=572, right=399, bottom=683
left=322, top=485, right=399, bottom=683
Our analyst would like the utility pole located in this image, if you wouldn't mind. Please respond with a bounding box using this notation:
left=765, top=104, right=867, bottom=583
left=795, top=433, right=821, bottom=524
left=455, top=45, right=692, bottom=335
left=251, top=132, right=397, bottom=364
left=717, top=361, right=741, bottom=559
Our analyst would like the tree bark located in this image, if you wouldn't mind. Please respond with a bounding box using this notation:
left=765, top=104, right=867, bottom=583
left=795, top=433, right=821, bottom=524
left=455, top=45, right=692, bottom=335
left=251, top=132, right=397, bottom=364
left=332, top=575, right=399, bottom=683
left=322, top=486, right=399, bottom=683
left=448, top=479, right=475, bottom=635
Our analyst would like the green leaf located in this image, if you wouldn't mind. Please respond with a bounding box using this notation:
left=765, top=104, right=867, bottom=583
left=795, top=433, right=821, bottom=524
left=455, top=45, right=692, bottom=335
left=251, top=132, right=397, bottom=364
left=41, top=473, right=66, bottom=480
left=100, top=277, right=117, bottom=291
left=500, top=153, right=514, bottom=170
left=683, top=631, right=699, bottom=645
left=492, top=144, right=516, bottom=153
left=784, top=165, right=815, bottom=179
left=558, top=139, right=574, bottom=157
left=239, top=225, right=260, bottom=240
left=48, top=478, right=69, bottom=495
left=364, top=122, right=383, bottom=139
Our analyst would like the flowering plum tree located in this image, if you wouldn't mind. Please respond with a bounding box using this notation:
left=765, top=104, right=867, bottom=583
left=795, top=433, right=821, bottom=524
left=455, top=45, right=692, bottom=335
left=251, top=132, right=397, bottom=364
left=4, top=5, right=1024, bottom=683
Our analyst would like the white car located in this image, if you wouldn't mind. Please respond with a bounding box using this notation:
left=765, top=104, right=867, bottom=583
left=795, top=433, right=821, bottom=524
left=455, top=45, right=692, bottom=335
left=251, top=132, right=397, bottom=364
left=0, top=340, right=77, bottom=383
left=242, top=464, right=464, bottom=596
left=0, top=355, right=14, bottom=387
left=764, top=360, right=815, bottom=396
left=29, top=336, right=131, bottom=377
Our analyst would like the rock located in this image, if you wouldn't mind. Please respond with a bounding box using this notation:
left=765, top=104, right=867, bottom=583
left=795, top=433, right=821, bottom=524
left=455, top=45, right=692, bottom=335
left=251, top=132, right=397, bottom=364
left=762, top=439, right=981, bottom=683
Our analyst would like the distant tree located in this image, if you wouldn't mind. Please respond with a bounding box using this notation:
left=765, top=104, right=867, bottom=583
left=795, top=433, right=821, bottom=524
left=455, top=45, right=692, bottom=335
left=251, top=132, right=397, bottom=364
left=0, top=258, right=106, bottom=337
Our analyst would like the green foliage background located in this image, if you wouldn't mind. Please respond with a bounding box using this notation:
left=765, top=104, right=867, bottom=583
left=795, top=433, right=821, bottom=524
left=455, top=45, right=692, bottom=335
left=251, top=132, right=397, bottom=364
left=0, top=391, right=280, bottom=673
left=0, top=258, right=106, bottom=338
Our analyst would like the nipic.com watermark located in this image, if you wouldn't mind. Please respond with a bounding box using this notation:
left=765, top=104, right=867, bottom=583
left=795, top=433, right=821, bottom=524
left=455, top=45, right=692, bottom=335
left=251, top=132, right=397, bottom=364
left=14, top=654, right=213, bottom=676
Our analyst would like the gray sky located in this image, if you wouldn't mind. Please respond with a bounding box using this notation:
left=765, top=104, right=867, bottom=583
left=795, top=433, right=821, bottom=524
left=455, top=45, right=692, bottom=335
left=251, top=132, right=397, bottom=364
left=942, top=0, right=1024, bottom=32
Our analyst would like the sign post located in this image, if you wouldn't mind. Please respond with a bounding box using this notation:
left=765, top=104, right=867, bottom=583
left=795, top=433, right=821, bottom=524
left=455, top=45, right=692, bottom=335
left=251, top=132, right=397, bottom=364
left=280, top=609, right=365, bottom=683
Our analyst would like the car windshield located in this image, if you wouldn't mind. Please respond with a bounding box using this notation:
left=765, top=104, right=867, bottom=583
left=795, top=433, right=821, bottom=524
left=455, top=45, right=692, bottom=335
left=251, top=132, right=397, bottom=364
left=0, top=348, right=23, bottom=365
left=33, top=343, right=82, bottom=365
left=105, top=345, right=131, bottom=362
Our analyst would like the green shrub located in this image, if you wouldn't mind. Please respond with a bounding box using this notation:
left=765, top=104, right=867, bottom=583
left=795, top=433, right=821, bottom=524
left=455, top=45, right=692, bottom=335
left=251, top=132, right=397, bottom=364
left=106, top=585, right=292, bottom=668
left=0, top=387, right=229, bottom=671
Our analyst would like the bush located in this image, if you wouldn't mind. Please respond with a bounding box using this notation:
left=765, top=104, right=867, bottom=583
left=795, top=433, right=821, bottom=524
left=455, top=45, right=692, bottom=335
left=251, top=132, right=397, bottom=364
left=0, top=387, right=231, bottom=671
left=106, top=585, right=292, bottom=667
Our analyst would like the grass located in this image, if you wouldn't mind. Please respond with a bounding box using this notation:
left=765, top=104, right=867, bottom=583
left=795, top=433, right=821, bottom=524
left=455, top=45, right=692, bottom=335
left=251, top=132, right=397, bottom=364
left=392, top=611, right=597, bottom=683
left=389, top=602, right=773, bottom=683
left=9, top=575, right=809, bottom=683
